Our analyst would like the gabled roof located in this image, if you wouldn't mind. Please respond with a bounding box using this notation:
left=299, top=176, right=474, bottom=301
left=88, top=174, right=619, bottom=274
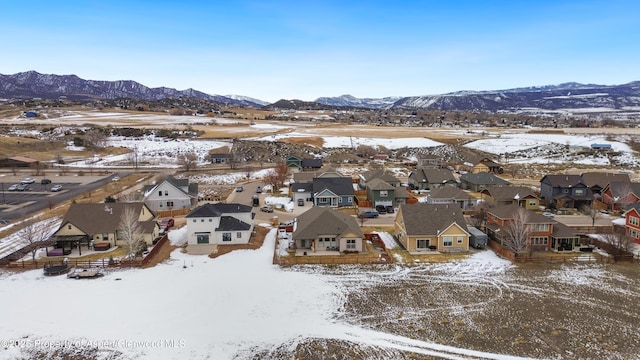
left=144, top=176, right=198, bottom=197
left=59, top=202, right=155, bottom=235
left=460, top=172, right=510, bottom=186
left=399, top=203, right=468, bottom=236
left=477, top=158, right=502, bottom=167
left=540, top=174, right=583, bottom=187
left=482, top=186, right=538, bottom=201
left=487, top=204, right=552, bottom=224
left=301, top=158, right=323, bottom=168
left=552, top=222, right=578, bottom=239
left=411, top=168, right=456, bottom=184
left=428, top=187, right=476, bottom=200
left=361, top=170, right=400, bottom=184
left=313, top=177, right=354, bottom=196
left=293, top=207, right=363, bottom=239
left=186, top=203, right=252, bottom=218
left=604, top=181, right=640, bottom=199
left=366, top=178, right=395, bottom=191
left=292, top=182, right=314, bottom=193
left=581, top=172, right=630, bottom=188
left=216, top=216, right=252, bottom=231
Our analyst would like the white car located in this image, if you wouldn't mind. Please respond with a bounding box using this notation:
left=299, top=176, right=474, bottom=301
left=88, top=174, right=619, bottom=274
left=51, top=185, right=63, bottom=192
left=21, top=177, right=36, bottom=184
left=8, top=184, right=19, bottom=191
left=111, top=176, right=120, bottom=182
left=542, top=212, right=555, bottom=218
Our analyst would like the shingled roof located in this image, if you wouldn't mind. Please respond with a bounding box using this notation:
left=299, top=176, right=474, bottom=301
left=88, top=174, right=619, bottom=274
left=482, top=186, right=538, bottom=201
left=366, top=177, right=395, bottom=191
left=186, top=203, right=252, bottom=218
left=293, top=207, right=363, bottom=240
left=581, top=172, right=630, bottom=188
left=59, top=202, right=156, bottom=235
left=486, top=204, right=553, bottom=224
left=460, top=172, right=510, bottom=186
left=399, top=203, right=467, bottom=236
left=313, top=177, right=354, bottom=196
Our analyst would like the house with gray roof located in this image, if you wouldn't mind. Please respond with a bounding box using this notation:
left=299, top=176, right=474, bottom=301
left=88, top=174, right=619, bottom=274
left=408, top=168, right=457, bottom=191
left=185, top=203, right=254, bottom=254
left=52, top=202, right=159, bottom=254
left=395, top=203, right=469, bottom=253
left=143, top=176, right=198, bottom=213
left=540, top=174, right=592, bottom=209
left=359, top=169, right=401, bottom=189
left=425, top=187, right=479, bottom=209
left=481, top=185, right=539, bottom=210
left=286, top=154, right=323, bottom=172
left=312, top=177, right=355, bottom=207
left=459, top=172, right=510, bottom=192
left=581, top=172, right=630, bottom=195
left=292, top=207, right=365, bottom=254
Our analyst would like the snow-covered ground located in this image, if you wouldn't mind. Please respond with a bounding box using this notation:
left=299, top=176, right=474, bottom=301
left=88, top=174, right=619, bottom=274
left=0, top=227, right=533, bottom=360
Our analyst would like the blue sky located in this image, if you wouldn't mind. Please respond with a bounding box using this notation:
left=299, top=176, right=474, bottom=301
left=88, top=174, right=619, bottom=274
left=1, top=0, right=638, bottom=102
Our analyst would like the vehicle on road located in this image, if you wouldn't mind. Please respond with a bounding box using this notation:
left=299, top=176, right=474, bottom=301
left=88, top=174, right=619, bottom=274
left=50, top=184, right=63, bottom=192
left=41, top=178, right=52, bottom=184
left=8, top=184, right=19, bottom=191
left=375, top=205, right=387, bottom=214
left=21, top=178, right=35, bottom=184
left=298, top=198, right=305, bottom=206
left=236, top=186, right=244, bottom=192
left=260, top=205, right=274, bottom=213
left=256, top=186, right=262, bottom=193
left=111, top=176, right=121, bottom=181
left=252, top=194, right=260, bottom=206
left=386, top=206, right=394, bottom=214
left=359, top=210, right=379, bottom=218
left=542, top=212, right=555, bottom=218
left=16, top=184, right=30, bottom=191
left=159, top=218, right=175, bottom=232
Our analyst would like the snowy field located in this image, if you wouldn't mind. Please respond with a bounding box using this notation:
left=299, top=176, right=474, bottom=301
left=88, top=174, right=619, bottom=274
left=2, top=227, right=640, bottom=359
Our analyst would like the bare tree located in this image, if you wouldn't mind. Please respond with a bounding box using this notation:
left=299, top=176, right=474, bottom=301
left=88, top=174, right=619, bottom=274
left=178, top=151, right=198, bottom=172
left=20, top=216, right=56, bottom=261
left=84, top=129, right=107, bottom=150
left=501, top=207, right=531, bottom=255
left=601, top=228, right=633, bottom=256
left=117, top=206, right=146, bottom=258
left=263, top=163, right=289, bottom=191
left=469, top=203, right=488, bottom=229
left=581, top=205, right=600, bottom=226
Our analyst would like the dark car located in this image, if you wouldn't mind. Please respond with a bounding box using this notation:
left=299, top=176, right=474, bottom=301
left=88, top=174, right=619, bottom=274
left=298, top=198, right=305, bottom=206
left=41, top=178, right=52, bottom=184
left=375, top=205, right=387, bottom=214
left=359, top=210, right=379, bottom=218
left=386, top=206, right=394, bottom=214
left=235, top=186, right=244, bottom=192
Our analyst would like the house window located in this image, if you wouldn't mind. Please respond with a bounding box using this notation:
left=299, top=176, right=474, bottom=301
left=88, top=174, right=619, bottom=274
left=209, top=218, right=213, bottom=222
left=102, top=233, right=108, bottom=240
left=196, top=233, right=210, bottom=244
left=630, top=229, right=640, bottom=239
left=222, top=233, right=232, bottom=242
left=346, top=239, right=356, bottom=249
left=201, top=219, right=205, bottom=222
left=158, top=191, right=162, bottom=196
left=531, top=224, right=550, bottom=232
left=236, top=232, right=242, bottom=238
left=443, top=237, right=453, bottom=246
left=574, top=189, right=584, bottom=196
left=531, top=236, right=548, bottom=245
left=457, top=236, right=463, bottom=244
left=193, top=219, right=196, bottom=223
left=68, top=225, right=72, bottom=230
left=630, top=216, right=639, bottom=226
left=159, top=203, right=163, bottom=208
left=164, top=191, right=168, bottom=196
left=417, top=239, right=430, bottom=249
left=167, top=201, right=174, bottom=207
left=529, top=200, right=537, bottom=206
left=380, top=191, right=388, bottom=197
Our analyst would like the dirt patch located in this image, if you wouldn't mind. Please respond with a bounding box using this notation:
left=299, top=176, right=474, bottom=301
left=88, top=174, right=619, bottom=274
left=142, top=240, right=177, bottom=268
left=279, top=136, right=325, bottom=148
left=209, top=225, right=269, bottom=259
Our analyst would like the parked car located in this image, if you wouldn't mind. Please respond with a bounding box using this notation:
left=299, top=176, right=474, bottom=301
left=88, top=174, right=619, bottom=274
left=385, top=206, right=394, bottom=214
left=359, top=210, right=379, bottom=218
left=256, top=186, right=262, bottom=193
left=50, top=184, right=63, bottom=192
left=16, top=184, right=30, bottom=191
left=375, top=205, right=387, bottom=214
left=159, top=218, right=175, bottom=230
left=21, top=178, right=35, bottom=184
left=41, top=178, right=52, bottom=184
left=260, top=205, right=274, bottom=213
left=542, top=211, right=555, bottom=218
left=111, top=176, right=121, bottom=182
left=298, top=198, right=305, bottom=206
left=235, top=186, right=244, bottom=192
left=8, top=184, right=19, bottom=191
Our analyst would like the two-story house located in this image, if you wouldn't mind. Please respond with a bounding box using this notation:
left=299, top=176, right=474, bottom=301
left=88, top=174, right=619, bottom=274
left=395, top=203, right=470, bottom=253
left=622, top=204, right=640, bottom=243
left=601, top=181, right=640, bottom=211
left=143, top=176, right=198, bottom=213
left=540, top=174, right=592, bottom=209
left=286, top=154, right=323, bottom=172
left=581, top=172, right=630, bottom=195
left=185, top=203, right=254, bottom=254
left=472, top=158, right=503, bottom=174
left=359, top=169, right=402, bottom=189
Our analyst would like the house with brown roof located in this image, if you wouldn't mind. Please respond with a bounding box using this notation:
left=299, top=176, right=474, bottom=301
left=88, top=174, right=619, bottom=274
left=581, top=172, right=630, bottom=195
left=395, top=203, right=469, bottom=253
left=425, top=187, right=479, bottom=209
left=481, top=185, right=540, bottom=210
left=601, top=182, right=640, bottom=211
left=472, top=158, right=503, bottom=174
left=0, top=156, right=39, bottom=168
left=292, top=207, right=365, bottom=254
left=52, top=202, right=159, bottom=253
left=408, top=168, right=457, bottom=191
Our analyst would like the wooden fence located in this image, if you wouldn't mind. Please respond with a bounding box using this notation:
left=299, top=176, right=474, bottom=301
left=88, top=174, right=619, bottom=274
left=155, top=208, right=190, bottom=218
left=487, top=238, right=626, bottom=264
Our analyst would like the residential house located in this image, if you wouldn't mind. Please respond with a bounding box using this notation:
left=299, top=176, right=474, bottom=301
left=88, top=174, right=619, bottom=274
left=185, top=203, right=254, bottom=254
left=52, top=202, right=159, bottom=253
left=425, top=187, right=478, bottom=209
left=210, top=153, right=232, bottom=164
left=143, top=176, right=198, bottom=213
left=485, top=204, right=576, bottom=252
left=581, top=172, right=630, bottom=195
left=622, top=204, right=640, bottom=243
left=459, top=172, right=510, bottom=192
left=408, top=168, right=457, bottom=191
left=481, top=186, right=540, bottom=210
left=366, top=178, right=396, bottom=208
left=601, top=181, right=640, bottom=211
left=540, top=174, right=592, bottom=209
left=472, top=158, right=503, bottom=174
left=359, top=169, right=402, bottom=189
left=291, top=182, right=314, bottom=204
left=0, top=156, right=39, bottom=168
left=395, top=203, right=470, bottom=253
left=312, top=176, right=355, bottom=208
left=417, top=154, right=441, bottom=168
left=286, top=154, right=323, bottom=172
left=292, top=207, right=365, bottom=254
